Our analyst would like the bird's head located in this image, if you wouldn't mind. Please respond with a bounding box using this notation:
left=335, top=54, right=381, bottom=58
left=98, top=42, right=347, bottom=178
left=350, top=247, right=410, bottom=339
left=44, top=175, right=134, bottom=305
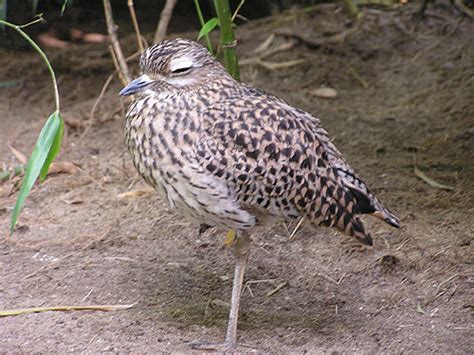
left=119, top=38, right=227, bottom=96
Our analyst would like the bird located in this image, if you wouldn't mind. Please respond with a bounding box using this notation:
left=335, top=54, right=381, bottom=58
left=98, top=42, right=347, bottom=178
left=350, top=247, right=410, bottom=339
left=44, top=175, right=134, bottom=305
left=120, top=38, right=400, bottom=350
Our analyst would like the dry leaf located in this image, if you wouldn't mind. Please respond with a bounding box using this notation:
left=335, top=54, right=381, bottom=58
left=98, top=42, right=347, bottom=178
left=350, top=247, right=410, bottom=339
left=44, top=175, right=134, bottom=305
left=48, top=162, right=80, bottom=175
left=309, top=87, right=338, bottom=99
left=116, top=188, right=154, bottom=199
left=9, top=146, right=28, bottom=164
left=64, top=117, right=83, bottom=129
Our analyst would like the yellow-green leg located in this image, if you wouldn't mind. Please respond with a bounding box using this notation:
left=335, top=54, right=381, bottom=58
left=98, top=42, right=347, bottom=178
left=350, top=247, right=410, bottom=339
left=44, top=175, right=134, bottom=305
left=191, top=232, right=251, bottom=351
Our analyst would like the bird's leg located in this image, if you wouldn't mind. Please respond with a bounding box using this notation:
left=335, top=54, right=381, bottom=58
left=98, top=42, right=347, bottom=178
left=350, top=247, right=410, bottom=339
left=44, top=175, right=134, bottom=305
left=191, top=233, right=251, bottom=351
left=224, top=232, right=251, bottom=346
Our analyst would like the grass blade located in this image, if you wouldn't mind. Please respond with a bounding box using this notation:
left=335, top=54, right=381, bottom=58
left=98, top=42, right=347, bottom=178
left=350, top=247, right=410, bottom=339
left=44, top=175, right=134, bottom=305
left=198, top=17, right=219, bottom=40
left=10, top=111, right=62, bottom=234
left=193, top=0, right=214, bottom=54
left=40, top=112, right=64, bottom=181
left=61, top=0, right=72, bottom=16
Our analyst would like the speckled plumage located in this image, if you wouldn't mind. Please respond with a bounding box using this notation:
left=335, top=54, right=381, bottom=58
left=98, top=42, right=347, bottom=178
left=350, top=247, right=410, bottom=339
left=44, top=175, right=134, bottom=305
left=121, top=38, right=401, bottom=349
left=123, top=38, right=399, bottom=246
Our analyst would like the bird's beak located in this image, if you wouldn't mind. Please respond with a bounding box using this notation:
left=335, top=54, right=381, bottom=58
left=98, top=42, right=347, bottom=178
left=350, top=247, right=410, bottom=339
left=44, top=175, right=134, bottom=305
left=119, top=74, right=153, bottom=96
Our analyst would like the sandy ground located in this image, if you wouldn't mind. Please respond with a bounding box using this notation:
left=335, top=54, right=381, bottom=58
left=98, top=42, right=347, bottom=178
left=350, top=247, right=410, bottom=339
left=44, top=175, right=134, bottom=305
left=0, top=3, right=473, bottom=353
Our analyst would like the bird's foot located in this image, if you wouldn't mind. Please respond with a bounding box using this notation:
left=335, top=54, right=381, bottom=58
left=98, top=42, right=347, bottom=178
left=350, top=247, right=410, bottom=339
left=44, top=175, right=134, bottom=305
left=190, top=339, right=236, bottom=352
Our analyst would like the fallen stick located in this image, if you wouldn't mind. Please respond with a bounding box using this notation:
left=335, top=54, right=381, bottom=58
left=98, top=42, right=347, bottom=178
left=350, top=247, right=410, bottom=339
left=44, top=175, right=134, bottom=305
left=274, top=27, right=357, bottom=48
left=0, top=303, right=135, bottom=317
left=414, top=167, right=454, bottom=191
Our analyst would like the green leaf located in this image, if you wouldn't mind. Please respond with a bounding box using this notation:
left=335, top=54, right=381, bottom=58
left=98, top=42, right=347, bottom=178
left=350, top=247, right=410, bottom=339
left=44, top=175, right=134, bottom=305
left=61, top=0, right=72, bottom=16
left=10, top=111, right=62, bottom=235
left=40, top=112, right=64, bottom=181
left=198, top=17, right=219, bottom=40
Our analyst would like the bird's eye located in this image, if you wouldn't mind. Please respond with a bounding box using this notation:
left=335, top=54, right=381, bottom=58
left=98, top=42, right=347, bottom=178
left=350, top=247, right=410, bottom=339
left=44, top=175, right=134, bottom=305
left=170, top=58, right=194, bottom=76
left=171, top=67, right=191, bottom=75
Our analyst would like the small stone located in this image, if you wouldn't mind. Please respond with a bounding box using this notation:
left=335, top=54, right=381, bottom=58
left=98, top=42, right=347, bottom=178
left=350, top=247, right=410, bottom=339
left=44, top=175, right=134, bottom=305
left=309, top=87, right=338, bottom=99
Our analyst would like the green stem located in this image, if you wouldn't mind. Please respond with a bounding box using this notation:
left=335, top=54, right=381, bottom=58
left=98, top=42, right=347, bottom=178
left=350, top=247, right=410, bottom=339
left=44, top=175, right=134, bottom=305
left=0, top=19, right=60, bottom=111
left=193, top=0, right=213, bottom=54
left=213, top=0, right=240, bottom=81
left=342, top=0, right=361, bottom=19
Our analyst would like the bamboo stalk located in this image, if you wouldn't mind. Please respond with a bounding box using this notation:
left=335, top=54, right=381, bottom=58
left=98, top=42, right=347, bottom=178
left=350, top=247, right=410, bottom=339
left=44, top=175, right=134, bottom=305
left=213, top=0, right=240, bottom=81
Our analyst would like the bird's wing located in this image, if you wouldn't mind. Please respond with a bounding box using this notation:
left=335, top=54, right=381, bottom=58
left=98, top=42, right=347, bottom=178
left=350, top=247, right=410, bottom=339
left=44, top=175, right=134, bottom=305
left=196, top=95, right=375, bottom=244
left=238, top=85, right=399, bottom=228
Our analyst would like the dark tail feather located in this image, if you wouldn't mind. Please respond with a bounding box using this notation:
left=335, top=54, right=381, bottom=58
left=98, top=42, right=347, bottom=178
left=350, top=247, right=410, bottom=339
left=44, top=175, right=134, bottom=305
left=346, top=185, right=400, bottom=229
left=335, top=214, right=373, bottom=246
left=351, top=216, right=373, bottom=246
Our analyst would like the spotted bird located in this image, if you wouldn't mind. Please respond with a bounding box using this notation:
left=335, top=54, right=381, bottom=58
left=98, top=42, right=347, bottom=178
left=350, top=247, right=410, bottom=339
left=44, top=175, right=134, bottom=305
left=120, top=38, right=400, bottom=350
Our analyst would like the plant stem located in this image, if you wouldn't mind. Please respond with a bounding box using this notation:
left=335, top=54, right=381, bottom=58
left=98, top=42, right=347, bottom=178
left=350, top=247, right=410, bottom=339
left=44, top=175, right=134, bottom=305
left=127, top=0, right=144, bottom=52
left=193, top=0, right=213, bottom=54
left=154, top=0, right=177, bottom=44
left=103, top=0, right=131, bottom=85
left=0, top=19, right=60, bottom=111
left=214, top=0, right=240, bottom=81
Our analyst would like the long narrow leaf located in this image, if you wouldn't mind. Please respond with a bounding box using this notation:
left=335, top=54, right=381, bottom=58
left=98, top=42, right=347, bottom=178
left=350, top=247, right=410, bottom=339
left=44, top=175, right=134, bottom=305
left=10, top=111, right=62, bottom=234
left=198, top=17, right=219, bottom=40
left=0, top=303, right=136, bottom=317
left=40, top=112, right=64, bottom=181
left=61, top=0, right=71, bottom=16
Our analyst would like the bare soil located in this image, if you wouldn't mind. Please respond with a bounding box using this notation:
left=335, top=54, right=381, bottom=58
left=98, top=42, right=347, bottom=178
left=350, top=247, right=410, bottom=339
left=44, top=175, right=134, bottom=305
left=1, top=4, right=473, bottom=353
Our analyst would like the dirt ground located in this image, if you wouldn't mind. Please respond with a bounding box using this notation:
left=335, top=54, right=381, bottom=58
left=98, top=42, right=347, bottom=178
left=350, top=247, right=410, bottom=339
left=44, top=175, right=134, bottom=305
left=1, top=3, right=473, bottom=353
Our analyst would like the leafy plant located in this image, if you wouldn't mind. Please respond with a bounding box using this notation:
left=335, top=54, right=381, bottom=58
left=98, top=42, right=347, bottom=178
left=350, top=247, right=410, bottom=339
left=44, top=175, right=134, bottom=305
left=194, top=0, right=243, bottom=81
left=198, top=17, right=219, bottom=41
left=193, top=0, right=214, bottom=54
left=213, top=0, right=240, bottom=81
left=0, top=18, right=64, bottom=235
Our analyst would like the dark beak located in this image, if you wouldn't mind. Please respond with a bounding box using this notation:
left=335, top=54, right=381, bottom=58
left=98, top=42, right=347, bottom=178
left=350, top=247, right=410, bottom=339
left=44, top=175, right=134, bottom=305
left=119, top=75, right=153, bottom=96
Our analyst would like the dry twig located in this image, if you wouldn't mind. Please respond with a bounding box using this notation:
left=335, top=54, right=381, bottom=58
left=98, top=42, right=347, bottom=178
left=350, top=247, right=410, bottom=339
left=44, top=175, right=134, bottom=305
left=274, top=27, right=357, bottom=48
left=127, top=0, right=144, bottom=53
left=81, top=51, right=141, bottom=141
left=240, top=41, right=297, bottom=67
left=289, top=217, right=305, bottom=239
left=414, top=167, right=454, bottom=191
left=154, top=0, right=178, bottom=44
left=0, top=303, right=135, bottom=317
left=24, top=228, right=111, bottom=280
left=266, top=281, right=288, bottom=297
left=345, top=64, right=369, bottom=88
left=103, top=0, right=131, bottom=84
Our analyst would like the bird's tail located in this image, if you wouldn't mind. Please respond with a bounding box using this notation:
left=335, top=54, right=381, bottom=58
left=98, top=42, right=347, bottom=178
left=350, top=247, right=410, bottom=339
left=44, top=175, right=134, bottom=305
left=342, top=175, right=400, bottom=229
left=336, top=168, right=400, bottom=228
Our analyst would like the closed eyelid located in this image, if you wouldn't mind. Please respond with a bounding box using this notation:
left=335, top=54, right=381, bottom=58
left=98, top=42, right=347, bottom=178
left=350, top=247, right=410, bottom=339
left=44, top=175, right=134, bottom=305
left=170, top=58, right=194, bottom=72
